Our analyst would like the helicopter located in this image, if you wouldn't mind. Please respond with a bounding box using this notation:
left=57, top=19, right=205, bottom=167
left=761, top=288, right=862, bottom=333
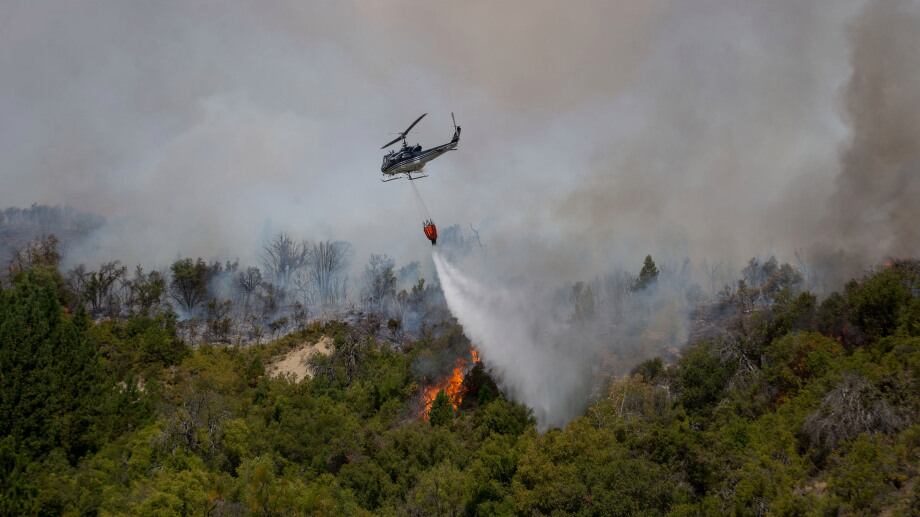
left=380, top=113, right=461, bottom=182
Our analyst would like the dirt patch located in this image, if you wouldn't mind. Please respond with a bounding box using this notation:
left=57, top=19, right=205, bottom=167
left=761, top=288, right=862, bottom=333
left=267, top=336, right=333, bottom=382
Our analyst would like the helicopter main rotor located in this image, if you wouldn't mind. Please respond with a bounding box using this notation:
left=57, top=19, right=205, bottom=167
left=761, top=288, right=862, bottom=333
left=381, top=113, right=427, bottom=149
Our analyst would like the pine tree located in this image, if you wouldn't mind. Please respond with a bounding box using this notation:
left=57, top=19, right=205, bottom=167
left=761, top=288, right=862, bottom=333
left=429, top=390, right=454, bottom=426
left=0, top=268, right=105, bottom=463
left=634, top=255, right=660, bottom=291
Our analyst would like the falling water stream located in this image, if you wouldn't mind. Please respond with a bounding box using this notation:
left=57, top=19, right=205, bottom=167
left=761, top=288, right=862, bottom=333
left=432, top=251, right=592, bottom=430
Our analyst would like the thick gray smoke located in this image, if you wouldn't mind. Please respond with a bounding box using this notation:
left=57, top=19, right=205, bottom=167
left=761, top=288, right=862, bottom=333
left=548, top=0, right=919, bottom=271
left=5, top=0, right=904, bottom=272
left=3, top=1, right=920, bottom=427
left=427, top=0, right=920, bottom=429
left=829, top=0, right=920, bottom=257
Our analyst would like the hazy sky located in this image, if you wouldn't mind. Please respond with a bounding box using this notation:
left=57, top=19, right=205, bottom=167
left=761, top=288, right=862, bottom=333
left=2, top=0, right=917, bottom=275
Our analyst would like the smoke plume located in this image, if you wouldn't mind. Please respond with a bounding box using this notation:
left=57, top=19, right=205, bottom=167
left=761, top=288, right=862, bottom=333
left=829, top=0, right=920, bottom=257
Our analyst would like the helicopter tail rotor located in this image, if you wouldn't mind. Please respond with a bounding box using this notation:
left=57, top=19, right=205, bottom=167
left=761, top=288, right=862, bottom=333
left=449, top=112, right=461, bottom=147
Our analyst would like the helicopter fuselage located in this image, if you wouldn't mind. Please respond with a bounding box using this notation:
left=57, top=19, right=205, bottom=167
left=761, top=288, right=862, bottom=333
left=381, top=124, right=460, bottom=180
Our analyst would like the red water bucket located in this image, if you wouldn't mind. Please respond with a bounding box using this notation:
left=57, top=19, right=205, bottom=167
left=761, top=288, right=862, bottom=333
left=423, top=221, right=438, bottom=245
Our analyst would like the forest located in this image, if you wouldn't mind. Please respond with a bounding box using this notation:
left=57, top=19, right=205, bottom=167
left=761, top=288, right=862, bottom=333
left=1, top=206, right=918, bottom=516
left=4, top=0, right=920, bottom=514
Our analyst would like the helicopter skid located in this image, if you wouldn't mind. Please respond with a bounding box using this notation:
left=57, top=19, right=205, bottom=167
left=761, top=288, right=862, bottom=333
left=380, top=173, right=429, bottom=182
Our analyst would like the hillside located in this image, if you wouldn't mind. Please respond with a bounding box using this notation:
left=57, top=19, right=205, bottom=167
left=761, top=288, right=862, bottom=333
left=1, top=252, right=918, bottom=515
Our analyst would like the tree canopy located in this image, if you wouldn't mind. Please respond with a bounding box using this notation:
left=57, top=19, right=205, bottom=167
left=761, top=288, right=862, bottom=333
left=1, top=257, right=918, bottom=515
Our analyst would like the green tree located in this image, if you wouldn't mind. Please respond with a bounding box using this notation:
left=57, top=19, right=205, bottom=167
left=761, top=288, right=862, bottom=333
left=634, top=255, right=659, bottom=291
left=0, top=437, right=35, bottom=515
left=460, top=362, right=499, bottom=409
left=512, top=419, right=677, bottom=515
left=89, top=313, right=186, bottom=380
left=338, top=457, right=396, bottom=510
left=407, top=462, right=472, bottom=516
left=126, top=265, right=167, bottom=315
left=474, top=399, right=534, bottom=438
left=676, top=341, right=734, bottom=415
left=169, top=258, right=218, bottom=313
left=0, top=268, right=106, bottom=463
left=896, top=297, right=920, bottom=337
left=7, top=235, right=61, bottom=278
left=846, top=267, right=913, bottom=341
left=631, top=357, right=665, bottom=383
left=429, top=390, right=454, bottom=427
left=827, top=434, right=901, bottom=513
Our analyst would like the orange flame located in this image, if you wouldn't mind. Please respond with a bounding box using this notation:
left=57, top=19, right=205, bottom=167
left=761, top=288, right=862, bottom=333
left=420, top=347, right=480, bottom=420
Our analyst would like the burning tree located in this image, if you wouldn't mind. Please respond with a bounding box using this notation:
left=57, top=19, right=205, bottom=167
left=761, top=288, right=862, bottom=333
left=420, top=348, right=481, bottom=421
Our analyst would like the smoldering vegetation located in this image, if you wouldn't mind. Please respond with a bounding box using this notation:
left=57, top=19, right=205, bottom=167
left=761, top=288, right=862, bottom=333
left=0, top=205, right=103, bottom=267
left=3, top=205, right=834, bottom=430
left=0, top=211, right=469, bottom=346
left=8, top=210, right=912, bottom=439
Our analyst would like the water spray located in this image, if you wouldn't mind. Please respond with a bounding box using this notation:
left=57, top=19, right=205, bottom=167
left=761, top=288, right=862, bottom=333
left=432, top=251, right=594, bottom=430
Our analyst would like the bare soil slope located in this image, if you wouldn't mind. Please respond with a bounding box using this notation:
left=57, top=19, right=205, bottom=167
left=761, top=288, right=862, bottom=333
left=267, top=336, right=333, bottom=382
